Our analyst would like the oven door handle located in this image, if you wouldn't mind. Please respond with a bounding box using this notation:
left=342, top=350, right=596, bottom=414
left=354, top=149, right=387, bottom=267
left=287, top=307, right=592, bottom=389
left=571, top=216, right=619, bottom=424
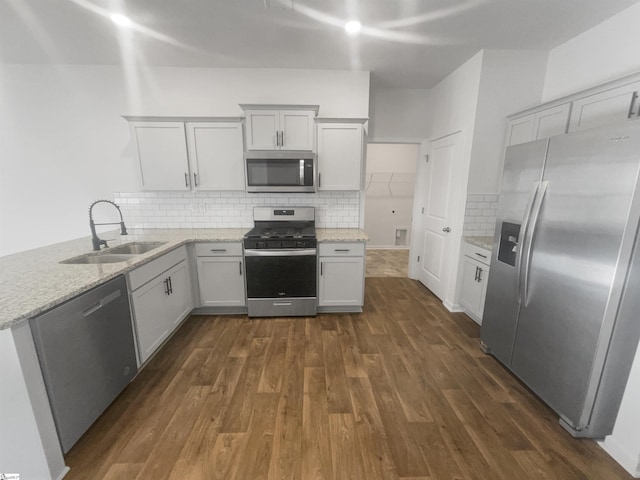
left=244, top=248, right=317, bottom=257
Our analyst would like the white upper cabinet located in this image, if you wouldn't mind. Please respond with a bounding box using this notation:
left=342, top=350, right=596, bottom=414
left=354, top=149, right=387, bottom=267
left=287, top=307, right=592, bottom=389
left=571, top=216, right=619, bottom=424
left=568, top=81, right=640, bottom=133
left=507, top=103, right=571, bottom=146
left=129, top=122, right=191, bottom=191
left=127, top=117, right=245, bottom=192
left=279, top=111, right=315, bottom=150
left=186, top=122, right=245, bottom=191
left=317, top=120, right=365, bottom=191
left=242, top=105, right=318, bottom=151
left=507, top=74, right=640, bottom=147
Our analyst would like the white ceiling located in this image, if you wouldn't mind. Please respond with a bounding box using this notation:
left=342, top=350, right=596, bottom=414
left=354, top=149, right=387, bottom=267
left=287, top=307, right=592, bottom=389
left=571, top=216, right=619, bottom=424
left=1, top=0, right=638, bottom=89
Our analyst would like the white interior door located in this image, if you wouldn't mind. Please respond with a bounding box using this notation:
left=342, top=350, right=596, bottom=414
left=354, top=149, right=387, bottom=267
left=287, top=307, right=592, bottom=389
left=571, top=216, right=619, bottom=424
left=418, top=132, right=462, bottom=300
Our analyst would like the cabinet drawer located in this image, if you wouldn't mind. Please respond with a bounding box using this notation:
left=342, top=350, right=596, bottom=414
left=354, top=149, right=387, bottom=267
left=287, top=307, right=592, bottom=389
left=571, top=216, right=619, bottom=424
left=462, top=242, right=491, bottom=266
left=194, top=242, right=243, bottom=257
left=128, top=246, right=187, bottom=291
left=319, top=242, right=365, bottom=256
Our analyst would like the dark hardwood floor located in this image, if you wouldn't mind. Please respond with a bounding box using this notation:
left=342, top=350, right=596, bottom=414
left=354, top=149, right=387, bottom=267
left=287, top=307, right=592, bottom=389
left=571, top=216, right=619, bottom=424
left=64, top=277, right=633, bottom=479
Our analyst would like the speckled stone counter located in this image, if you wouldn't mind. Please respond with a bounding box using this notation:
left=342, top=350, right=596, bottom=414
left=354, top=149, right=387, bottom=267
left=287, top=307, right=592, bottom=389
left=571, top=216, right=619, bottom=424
left=316, top=228, right=369, bottom=242
left=0, top=228, right=247, bottom=330
left=463, top=236, right=493, bottom=251
left=0, top=227, right=369, bottom=330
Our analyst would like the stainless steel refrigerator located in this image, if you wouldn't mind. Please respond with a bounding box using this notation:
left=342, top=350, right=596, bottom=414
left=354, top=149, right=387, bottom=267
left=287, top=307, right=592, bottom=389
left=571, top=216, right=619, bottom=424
left=481, top=121, right=640, bottom=438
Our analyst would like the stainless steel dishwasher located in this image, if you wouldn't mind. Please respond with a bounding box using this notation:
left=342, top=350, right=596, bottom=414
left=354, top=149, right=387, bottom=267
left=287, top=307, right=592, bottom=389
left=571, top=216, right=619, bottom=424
left=30, top=275, right=137, bottom=453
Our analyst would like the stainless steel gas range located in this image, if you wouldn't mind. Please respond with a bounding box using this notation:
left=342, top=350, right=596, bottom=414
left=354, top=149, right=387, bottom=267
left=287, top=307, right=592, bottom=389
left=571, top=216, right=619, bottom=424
left=243, top=206, right=317, bottom=317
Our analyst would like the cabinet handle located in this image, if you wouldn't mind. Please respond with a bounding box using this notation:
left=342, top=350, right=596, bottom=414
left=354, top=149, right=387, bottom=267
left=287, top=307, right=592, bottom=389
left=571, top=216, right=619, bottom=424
left=275, top=131, right=280, bottom=147
left=239, top=261, right=243, bottom=276
left=474, top=266, right=479, bottom=282
left=475, top=252, right=487, bottom=259
left=164, top=278, right=170, bottom=295
left=211, top=249, right=227, bottom=252
left=318, top=173, right=322, bottom=187
left=280, top=131, right=284, bottom=146
left=628, top=91, right=639, bottom=119
left=321, top=262, right=323, bottom=276
left=184, top=173, right=189, bottom=187
left=334, top=249, right=350, bottom=252
left=168, top=276, right=173, bottom=294
left=477, top=268, right=483, bottom=282
left=194, top=172, right=198, bottom=187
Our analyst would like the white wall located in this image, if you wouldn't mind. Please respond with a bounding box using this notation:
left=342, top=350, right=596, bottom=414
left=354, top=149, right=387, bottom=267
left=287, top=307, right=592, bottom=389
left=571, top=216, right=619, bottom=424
left=542, top=8, right=640, bottom=476
left=1, top=325, right=67, bottom=480
left=469, top=50, right=548, bottom=193
left=542, top=2, right=640, bottom=102
left=0, top=65, right=369, bottom=256
left=364, top=143, right=418, bottom=247
left=409, top=51, right=484, bottom=307
left=368, top=88, right=430, bottom=141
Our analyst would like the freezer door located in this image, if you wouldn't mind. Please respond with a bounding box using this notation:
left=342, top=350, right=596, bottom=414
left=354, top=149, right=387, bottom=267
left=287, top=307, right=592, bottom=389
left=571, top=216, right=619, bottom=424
left=481, top=139, right=547, bottom=364
left=510, top=122, right=640, bottom=432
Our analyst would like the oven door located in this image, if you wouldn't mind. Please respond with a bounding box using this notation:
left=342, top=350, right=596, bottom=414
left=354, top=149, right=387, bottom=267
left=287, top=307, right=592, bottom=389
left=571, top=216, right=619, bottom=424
left=244, top=249, right=317, bottom=298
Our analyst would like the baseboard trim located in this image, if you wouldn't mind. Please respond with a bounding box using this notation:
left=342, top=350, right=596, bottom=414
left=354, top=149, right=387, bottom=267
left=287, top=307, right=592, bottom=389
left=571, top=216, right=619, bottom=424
left=57, top=466, right=71, bottom=479
left=443, top=300, right=463, bottom=313
left=599, top=438, right=640, bottom=478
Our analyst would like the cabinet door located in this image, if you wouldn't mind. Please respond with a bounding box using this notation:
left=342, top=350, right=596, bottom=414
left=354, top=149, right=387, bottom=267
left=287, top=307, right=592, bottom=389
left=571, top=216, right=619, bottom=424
left=506, top=115, right=535, bottom=146
left=165, top=260, right=193, bottom=327
left=132, top=275, right=172, bottom=364
left=186, top=122, right=245, bottom=191
left=318, top=256, right=364, bottom=307
left=317, top=123, right=363, bottom=191
left=459, top=257, right=489, bottom=324
left=130, top=122, right=191, bottom=191
left=280, top=111, right=315, bottom=151
left=507, top=104, right=570, bottom=146
left=533, top=103, right=570, bottom=139
left=568, top=81, right=640, bottom=132
left=245, top=110, right=279, bottom=150
left=197, top=257, right=246, bottom=307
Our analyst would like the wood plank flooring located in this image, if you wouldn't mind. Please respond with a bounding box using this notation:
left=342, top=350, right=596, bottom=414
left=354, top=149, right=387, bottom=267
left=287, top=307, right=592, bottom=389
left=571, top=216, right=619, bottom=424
left=366, top=249, right=409, bottom=277
left=64, top=277, right=633, bottom=479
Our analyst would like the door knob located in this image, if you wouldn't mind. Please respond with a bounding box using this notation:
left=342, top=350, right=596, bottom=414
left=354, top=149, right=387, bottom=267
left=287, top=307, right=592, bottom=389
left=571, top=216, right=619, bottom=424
left=442, top=227, right=451, bottom=233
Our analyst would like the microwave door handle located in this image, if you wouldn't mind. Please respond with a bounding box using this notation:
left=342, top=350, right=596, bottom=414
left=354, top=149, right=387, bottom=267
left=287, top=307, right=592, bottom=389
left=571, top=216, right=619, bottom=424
left=300, top=159, right=305, bottom=186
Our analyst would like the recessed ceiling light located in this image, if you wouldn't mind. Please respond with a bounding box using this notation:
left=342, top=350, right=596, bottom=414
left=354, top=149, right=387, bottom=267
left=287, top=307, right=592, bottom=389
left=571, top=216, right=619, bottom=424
left=345, top=20, right=361, bottom=35
left=110, top=13, right=132, bottom=28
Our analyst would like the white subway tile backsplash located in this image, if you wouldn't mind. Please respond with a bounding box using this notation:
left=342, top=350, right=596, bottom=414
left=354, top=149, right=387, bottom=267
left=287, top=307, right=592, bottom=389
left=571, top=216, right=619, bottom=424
left=114, top=191, right=360, bottom=229
left=463, top=193, right=499, bottom=236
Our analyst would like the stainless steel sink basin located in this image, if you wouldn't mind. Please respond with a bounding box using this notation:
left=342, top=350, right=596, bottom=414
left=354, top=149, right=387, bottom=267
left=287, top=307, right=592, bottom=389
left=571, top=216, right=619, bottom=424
left=106, top=242, right=166, bottom=255
left=61, top=254, right=138, bottom=264
left=61, top=242, right=166, bottom=265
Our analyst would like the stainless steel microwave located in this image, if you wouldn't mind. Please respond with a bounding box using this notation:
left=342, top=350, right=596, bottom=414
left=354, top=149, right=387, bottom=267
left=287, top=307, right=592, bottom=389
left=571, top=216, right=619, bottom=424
left=245, top=151, right=316, bottom=193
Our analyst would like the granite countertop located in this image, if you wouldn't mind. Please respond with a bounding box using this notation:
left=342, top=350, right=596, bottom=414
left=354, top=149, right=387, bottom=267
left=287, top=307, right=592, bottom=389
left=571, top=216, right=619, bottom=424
left=464, top=236, right=494, bottom=250
left=0, top=227, right=368, bottom=330
left=316, top=228, right=369, bottom=242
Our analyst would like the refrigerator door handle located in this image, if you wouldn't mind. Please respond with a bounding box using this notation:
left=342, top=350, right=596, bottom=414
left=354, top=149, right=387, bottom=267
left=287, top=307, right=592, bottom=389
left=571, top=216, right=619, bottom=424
left=516, top=182, right=540, bottom=304
left=521, top=181, right=548, bottom=307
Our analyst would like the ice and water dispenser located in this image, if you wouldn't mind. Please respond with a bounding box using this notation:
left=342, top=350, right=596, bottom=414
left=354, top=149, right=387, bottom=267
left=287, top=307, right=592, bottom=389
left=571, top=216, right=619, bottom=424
left=497, top=222, right=521, bottom=266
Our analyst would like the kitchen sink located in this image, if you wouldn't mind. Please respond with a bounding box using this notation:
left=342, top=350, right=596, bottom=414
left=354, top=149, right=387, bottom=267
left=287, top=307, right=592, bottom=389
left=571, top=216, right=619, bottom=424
left=105, top=242, right=166, bottom=255
left=61, top=254, right=139, bottom=264
left=61, top=242, right=166, bottom=265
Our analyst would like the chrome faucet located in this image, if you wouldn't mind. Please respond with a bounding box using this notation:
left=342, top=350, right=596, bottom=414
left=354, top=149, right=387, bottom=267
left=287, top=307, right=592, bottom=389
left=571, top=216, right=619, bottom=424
left=89, top=200, right=128, bottom=251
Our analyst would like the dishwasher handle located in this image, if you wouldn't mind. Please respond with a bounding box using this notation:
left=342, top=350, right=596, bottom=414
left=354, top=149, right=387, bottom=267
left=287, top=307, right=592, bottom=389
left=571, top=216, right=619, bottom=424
left=82, top=290, right=121, bottom=317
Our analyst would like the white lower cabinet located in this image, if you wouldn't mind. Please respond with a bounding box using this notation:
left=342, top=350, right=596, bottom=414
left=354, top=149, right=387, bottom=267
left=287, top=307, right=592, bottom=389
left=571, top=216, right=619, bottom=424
left=195, top=242, right=246, bottom=308
left=318, top=242, right=365, bottom=310
left=129, top=247, right=193, bottom=364
left=459, top=242, right=491, bottom=324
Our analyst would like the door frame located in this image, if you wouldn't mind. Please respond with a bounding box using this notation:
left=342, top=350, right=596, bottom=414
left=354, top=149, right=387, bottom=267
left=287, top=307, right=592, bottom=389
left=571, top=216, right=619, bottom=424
left=408, top=130, right=469, bottom=312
